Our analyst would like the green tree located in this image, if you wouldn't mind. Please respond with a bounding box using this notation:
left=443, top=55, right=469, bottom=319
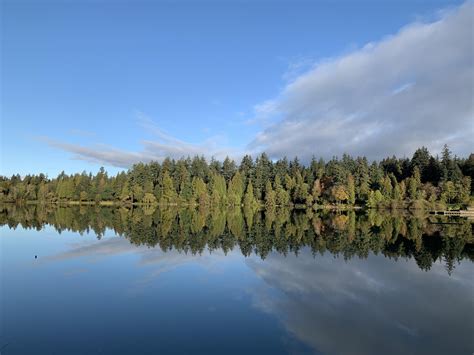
left=160, top=171, right=177, bottom=204
left=292, top=171, right=309, bottom=204
left=408, top=167, right=421, bottom=200
left=381, top=175, right=393, bottom=200
left=347, top=174, right=355, bottom=205
left=411, top=147, right=431, bottom=182
left=332, top=185, right=348, bottom=204
left=244, top=181, right=258, bottom=208
left=210, top=173, right=227, bottom=206
left=264, top=181, right=276, bottom=210
left=228, top=171, right=244, bottom=206
left=367, top=190, right=384, bottom=208
left=120, top=181, right=132, bottom=202
left=274, top=175, right=290, bottom=206
left=311, top=178, right=322, bottom=203
left=192, top=177, right=209, bottom=206
left=142, top=192, right=157, bottom=205
left=222, top=157, right=237, bottom=183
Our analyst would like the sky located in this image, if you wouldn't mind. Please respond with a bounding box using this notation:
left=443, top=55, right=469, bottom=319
left=1, top=0, right=472, bottom=177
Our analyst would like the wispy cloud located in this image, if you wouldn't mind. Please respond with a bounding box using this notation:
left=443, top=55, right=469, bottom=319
left=245, top=100, right=280, bottom=126
left=42, top=112, right=243, bottom=168
left=248, top=2, right=474, bottom=161
left=42, top=236, right=239, bottom=294
left=280, top=54, right=317, bottom=83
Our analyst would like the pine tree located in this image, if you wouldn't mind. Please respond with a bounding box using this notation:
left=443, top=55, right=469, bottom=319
left=160, top=171, right=177, bottom=204
left=441, top=181, right=455, bottom=205
left=367, top=190, right=383, bottom=208
left=274, top=175, right=290, bottom=206
left=222, top=157, right=237, bottom=183
left=408, top=167, right=421, bottom=200
left=264, top=181, right=276, bottom=210
left=192, top=176, right=209, bottom=206
left=254, top=153, right=272, bottom=201
left=312, top=179, right=322, bottom=204
left=243, top=181, right=257, bottom=208
left=210, top=173, right=227, bottom=206
left=411, top=147, right=431, bottom=181
left=381, top=175, right=393, bottom=200
left=392, top=182, right=400, bottom=200
left=179, top=177, right=193, bottom=203
left=120, top=181, right=132, bottom=202
left=239, top=155, right=254, bottom=186
left=228, top=171, right=244, bottom=206
left=347, top=174, right=355, bottom=205
left=293, top=171, right=309, bottom=204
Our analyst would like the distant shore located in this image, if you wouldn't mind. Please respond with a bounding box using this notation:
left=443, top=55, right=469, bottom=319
left=1, top=147, right=472, bottom=213
left=2, top=200, right=473, bottom=216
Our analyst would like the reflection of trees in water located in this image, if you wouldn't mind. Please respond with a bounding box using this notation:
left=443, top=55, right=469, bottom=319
left=1, top=204, right=472, bottom=273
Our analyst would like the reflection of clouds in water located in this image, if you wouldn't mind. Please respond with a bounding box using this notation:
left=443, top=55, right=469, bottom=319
left=44, top=236, right=232, bottom=265
left=44, top=236, right=238, bottom=291
left=39, top=235, right=474, bottom=354
left=132, top=248, right=233, bottom=291
left=43, top=237, right=139, bottom=262
left=246, top=250, right=474, bottom=355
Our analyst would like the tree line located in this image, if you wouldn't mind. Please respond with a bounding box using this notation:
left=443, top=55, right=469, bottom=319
left=1, top=145, right=472, bottom=209
left=1, top=204, right=472, bottom=274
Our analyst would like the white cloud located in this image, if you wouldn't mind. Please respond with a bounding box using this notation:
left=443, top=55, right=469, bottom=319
left=43, top=113, right=243, bottom=168
left=43, top=2, right=473, bottom=167
left=245, top=100, right=279, bottom=126
left=248, top=1, right=474, bottom=161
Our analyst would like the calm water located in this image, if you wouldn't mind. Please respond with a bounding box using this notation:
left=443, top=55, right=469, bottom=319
left=1, top=205, right=473, bottom=355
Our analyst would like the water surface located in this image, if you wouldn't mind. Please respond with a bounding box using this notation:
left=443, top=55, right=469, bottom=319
left=1, top=205, right=473, bottom=354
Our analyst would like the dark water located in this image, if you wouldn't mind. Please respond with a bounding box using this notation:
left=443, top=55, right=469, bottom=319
left=1, top=205, right=473, bottom=355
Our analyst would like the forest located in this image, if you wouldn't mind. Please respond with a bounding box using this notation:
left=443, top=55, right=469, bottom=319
left=1, top=145, right=473, bottom=210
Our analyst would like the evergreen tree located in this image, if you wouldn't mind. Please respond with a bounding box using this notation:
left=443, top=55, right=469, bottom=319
left=160, top=171, right=177, bottom=204
left=228, top=171, right=244, bottom=206
left=312, top=179, right=322, bottom=204
left=239, top=155, right=254, bottom=185
left=210, top=173, right=227, bottom=206
left=347, top=174, right=356, bottom=205
left=381, top=175, right=393, bottom=200
left=274, top=175, right=290, bottom=206
left=292, top=171, right=309, bottom=204
left=254, top=153, right=272, bottom=201
left=1, top=147, right=471, bottom=209
left=192, top=176, right=209, bottom=206
left=441, top=181, right=456, bottom=205
left=411, top=147, right=431, bottom=182
left=264, top=181, right=276, bottom=210
left=408, top=167, right=421, bottom=200
left=120, top=181, right=132, bottom=202
left=222, top=157, right=237, bottom=183
left=243, top=181, right=257, bottom=208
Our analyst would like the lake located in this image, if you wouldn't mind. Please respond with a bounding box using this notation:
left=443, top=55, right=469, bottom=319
left=1, top=205, right=473, bottom=354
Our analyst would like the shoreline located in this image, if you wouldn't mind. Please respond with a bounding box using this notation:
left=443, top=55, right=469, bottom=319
left=1, top=200, right=472, bottom=215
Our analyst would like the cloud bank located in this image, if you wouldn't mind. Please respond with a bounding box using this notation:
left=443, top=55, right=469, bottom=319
left=44, top=2, right=473, bottom=167
left=249, top=2, right=473, bottom=161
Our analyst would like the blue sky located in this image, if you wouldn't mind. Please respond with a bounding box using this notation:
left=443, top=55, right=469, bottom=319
left=1, top=0, right=472, bottom=177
